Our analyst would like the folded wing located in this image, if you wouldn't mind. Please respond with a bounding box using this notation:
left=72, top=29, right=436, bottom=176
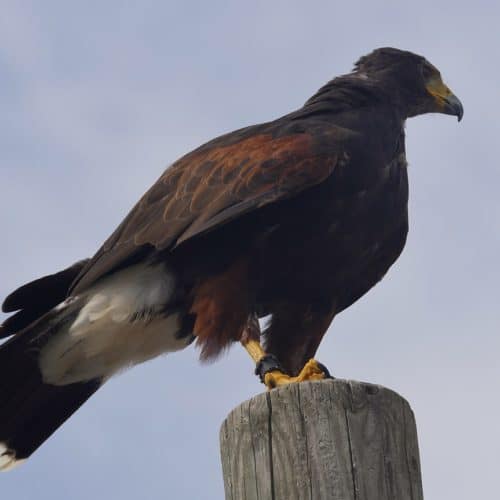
left=71, top=129, right=340, bottom=292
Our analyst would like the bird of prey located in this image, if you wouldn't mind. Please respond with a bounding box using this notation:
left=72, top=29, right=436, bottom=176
left=0, top=47, right=463, bottom=470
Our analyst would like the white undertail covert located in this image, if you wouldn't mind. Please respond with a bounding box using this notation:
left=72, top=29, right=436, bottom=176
left=39, top=263, right=190, bottom=385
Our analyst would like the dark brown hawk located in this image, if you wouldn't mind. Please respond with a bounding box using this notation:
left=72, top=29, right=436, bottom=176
left=0, top=47, right=463, bottom=470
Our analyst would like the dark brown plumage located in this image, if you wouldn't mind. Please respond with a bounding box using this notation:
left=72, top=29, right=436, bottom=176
left=0, top=47, right=463, bottom=468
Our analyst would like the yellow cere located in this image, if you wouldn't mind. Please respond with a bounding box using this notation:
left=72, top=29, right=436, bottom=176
left=425, top=76, right=453, bottom=106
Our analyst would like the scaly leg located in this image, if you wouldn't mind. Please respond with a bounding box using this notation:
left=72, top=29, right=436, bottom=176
left=240, top=316, right=329, bottom=390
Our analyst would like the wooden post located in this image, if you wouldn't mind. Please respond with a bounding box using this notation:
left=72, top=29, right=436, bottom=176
left=220, top=379, right=423, bottom=500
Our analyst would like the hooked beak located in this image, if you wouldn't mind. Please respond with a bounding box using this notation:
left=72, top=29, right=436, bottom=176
left=425, top=77, right=464, bottom=121
left=442, top=93, right=464, bottom=122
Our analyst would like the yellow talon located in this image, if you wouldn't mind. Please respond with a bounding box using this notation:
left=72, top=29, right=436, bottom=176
left=264, top=359, right=327, bottom=390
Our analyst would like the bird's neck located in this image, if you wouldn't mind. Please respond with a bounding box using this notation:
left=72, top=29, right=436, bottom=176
left=300, top=74, right=405, bottom=121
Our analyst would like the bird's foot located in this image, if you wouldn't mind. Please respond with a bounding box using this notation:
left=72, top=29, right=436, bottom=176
left=245, top=339, right=332, bottom=390
left=262, top=358, right=332, bottom=390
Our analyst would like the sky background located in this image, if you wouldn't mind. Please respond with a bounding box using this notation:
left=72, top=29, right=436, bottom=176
left=0, top=1, right=498, bottom=498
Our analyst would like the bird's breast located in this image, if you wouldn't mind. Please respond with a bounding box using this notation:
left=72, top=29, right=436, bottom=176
left=252, top=152, right=409, bottom=306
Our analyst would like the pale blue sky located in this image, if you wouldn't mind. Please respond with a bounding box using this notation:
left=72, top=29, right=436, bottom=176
left=1, top=1, right=498, bottom=498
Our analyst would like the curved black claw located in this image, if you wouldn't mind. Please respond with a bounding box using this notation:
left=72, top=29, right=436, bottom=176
left=255, top=354, right=286, bottom=383
left=316, top=361, right=334, bottom=379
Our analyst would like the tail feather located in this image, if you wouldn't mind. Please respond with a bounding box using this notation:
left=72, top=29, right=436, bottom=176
left=0, top=258, right=181, bottom=469
left=1, top=259, right=89, bottom=339
left=0, top=335, right=101, bottom=469
left=0, top=306, right=101, bottom=470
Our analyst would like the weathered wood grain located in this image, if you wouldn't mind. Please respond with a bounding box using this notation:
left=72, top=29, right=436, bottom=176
left=220, top=379, right=423, bottom=500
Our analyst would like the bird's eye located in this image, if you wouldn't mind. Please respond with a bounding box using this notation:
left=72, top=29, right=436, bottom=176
left=421, top=65, right=434, bottom=80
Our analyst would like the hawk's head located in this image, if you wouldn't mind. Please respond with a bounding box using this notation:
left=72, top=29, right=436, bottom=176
left=354, top=47, right=463, bottom=121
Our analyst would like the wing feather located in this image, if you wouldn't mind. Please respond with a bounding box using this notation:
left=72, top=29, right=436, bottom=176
left=71, top=129, right=340, bottom=292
